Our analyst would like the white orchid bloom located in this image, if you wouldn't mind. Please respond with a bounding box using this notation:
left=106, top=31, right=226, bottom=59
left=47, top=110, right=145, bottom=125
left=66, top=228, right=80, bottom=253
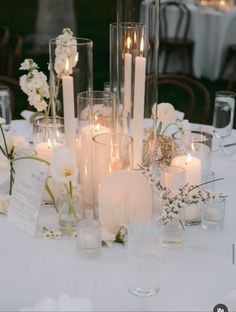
left=157, top=102, right=175, bottom=123
left=0, top=152, right=10, bottom=184
left=50, top=147, right=78, bottom=184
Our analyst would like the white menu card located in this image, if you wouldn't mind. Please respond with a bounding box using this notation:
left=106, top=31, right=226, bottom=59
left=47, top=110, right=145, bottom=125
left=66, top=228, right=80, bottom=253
left=7, top=159, right=48, bottom=236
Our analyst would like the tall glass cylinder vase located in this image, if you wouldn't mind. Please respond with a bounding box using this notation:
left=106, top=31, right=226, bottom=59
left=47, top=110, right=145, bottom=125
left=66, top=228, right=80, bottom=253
left=77, top=91, right=117, bottom=218
left=110, top=0, right=159, bottom=167
left=49, top=37, right=93, bottom=157
left=114, top=0, right=159, bottom=114
left=92, top=133, right=133, bottom=220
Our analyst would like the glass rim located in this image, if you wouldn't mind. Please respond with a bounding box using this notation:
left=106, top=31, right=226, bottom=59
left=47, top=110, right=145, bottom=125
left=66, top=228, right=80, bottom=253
left=215, top=91, right=236, bottom=97
left=49, top=37, right=93, bottom=47
left=77, top=90, right=116, bottom=101
left=161, top=165, right=186, bottom=175
left=92, top=132, right=133, bottom=146
left=77, top=219, right=101, bottom=229
left=110, top=22, right=145, bottom=29
left=172, top=130, right=213, bottom=143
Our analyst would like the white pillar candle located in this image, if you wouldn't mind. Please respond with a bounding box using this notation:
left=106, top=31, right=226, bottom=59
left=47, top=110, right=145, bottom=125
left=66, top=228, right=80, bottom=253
left=35, top=141, right=63, bottom=163
left=133, top=38, right=146, bottom=169
left=171, top=154, right=202, bottom=222
left=124, top=36, right=132, bottom=113
left=171, top=154, right=201, bottom=186
left=62, top=59, right=76, bottom=158
left=78, top=124, right=110, bottom=207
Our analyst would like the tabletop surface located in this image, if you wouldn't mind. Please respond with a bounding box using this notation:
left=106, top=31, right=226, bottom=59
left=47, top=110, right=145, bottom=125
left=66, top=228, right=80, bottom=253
left=1, top=120, right=236, bottom=311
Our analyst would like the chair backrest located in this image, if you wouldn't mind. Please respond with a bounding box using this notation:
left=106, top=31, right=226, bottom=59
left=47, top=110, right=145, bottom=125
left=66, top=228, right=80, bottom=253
left=0, top=76, right=20, bottom=119
left=6, top=35, right=23, bottom=79
left=158, top=74, right=211, bottom=124
left=0, top=26, right=10, bottom=75
left=160, top=1, right=191, bottom=41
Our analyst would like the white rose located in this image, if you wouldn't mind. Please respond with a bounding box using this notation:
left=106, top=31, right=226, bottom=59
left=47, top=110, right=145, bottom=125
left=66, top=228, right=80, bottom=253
left=157, top=102, right=175, bottom=123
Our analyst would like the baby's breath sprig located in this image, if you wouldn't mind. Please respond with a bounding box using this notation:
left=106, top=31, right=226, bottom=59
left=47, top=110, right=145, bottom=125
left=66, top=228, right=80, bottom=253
left=140, top=165, right=226, bottom=225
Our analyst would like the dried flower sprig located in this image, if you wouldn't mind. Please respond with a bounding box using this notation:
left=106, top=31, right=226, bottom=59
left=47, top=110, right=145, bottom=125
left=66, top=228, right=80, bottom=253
left=140, top=165, right=225, bottom=225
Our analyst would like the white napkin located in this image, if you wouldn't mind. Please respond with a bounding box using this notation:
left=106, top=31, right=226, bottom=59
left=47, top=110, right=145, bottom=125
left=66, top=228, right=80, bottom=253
left=19, top=294, right=93, bottom=312
left=20, top=110, right=34, bottom=122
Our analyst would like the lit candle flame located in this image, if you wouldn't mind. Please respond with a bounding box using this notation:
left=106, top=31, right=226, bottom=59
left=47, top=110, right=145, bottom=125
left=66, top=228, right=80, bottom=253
left=47, top=138, right=51, bottom=149
left=140, top=37, right=144, bottom=56
left=185, top=153, right=192, bottom=165
left=74, top=53, right=79, bottom=65
left=127, top=36, right=131, bottom=51
left=65, top=58, right=69, bottom=74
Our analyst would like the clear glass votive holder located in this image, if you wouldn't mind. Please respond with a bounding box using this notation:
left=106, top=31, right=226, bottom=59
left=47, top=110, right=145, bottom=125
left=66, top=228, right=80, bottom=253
left=58, top=195, right=81, bottom=236
left=77, top=219, right=101, bottom=259
left=0, top=86, right=12, bottom=131
left=201, top=197, right=225, bottom=232
left=127, top=221, right=162, bottom=297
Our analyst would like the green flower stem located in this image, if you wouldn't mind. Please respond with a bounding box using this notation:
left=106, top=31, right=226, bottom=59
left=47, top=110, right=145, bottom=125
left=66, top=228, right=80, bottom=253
left=64, top=182, right=77, bottom=218
left=161, top=122, right=176, bottom=135
left=11, top=156, right=50, bottom=166
left=0, top=124, right=9, bottom=155
left=156, top=121, right=162, bottom=135
left=45, top=176, right=58, bottom=212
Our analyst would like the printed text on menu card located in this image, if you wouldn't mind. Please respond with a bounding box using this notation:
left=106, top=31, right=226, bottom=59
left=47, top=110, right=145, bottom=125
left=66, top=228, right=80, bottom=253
left=7, top=159, right=48, bottom=236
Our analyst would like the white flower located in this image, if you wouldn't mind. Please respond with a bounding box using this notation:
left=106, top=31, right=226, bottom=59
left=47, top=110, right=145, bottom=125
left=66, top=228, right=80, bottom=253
left=0, top=118, right=6, bottom=125
left=19, top=59, right=38, bottom=71
left=0, top=152, right=10, bottom=184
left=33, top=100, right=48, bottom=112
left=157, top=102, right=175, bottom=123
left=54, top=28, right=78, bottom=77
left=176, top=119, right=190, bottom=132
left=50, top=147, right=78, bottom=184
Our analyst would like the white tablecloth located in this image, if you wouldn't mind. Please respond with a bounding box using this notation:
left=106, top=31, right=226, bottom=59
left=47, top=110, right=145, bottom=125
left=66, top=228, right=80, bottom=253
left=141, top=1, right=236, bottom=80
left=1, top=120, right=236, bottom=311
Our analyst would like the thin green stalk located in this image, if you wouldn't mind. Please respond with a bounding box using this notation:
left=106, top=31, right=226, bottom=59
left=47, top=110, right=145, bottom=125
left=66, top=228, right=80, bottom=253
left=161, top=122, right=176, bottom=135
left=45, top=176, right=58, bottom=212
left=0, top=124, right=9, bottom=155
left=11, top=156, right=50, bottom=166
left=156, top=121, right=162, bottom=135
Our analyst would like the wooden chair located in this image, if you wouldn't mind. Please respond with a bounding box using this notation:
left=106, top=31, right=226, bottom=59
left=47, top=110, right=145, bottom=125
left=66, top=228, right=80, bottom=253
left=158, top=74, right=211, bottom=124
left=160, top=1, right=194, bottom=75
left=0, top=26, right=10, bottom=75
left=6, top=35, right=23, bottom=79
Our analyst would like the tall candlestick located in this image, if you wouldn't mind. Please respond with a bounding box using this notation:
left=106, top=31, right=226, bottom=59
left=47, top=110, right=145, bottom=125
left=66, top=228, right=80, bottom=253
left=124, top=36, right=132, bottom=113
left=62, top=59, right=76, bottom=158
left=133, top=38, right=146, bottom=169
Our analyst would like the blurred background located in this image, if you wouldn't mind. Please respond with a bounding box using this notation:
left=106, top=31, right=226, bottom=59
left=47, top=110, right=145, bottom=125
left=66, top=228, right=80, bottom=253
left=0, top=0, right=235, bottom=125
